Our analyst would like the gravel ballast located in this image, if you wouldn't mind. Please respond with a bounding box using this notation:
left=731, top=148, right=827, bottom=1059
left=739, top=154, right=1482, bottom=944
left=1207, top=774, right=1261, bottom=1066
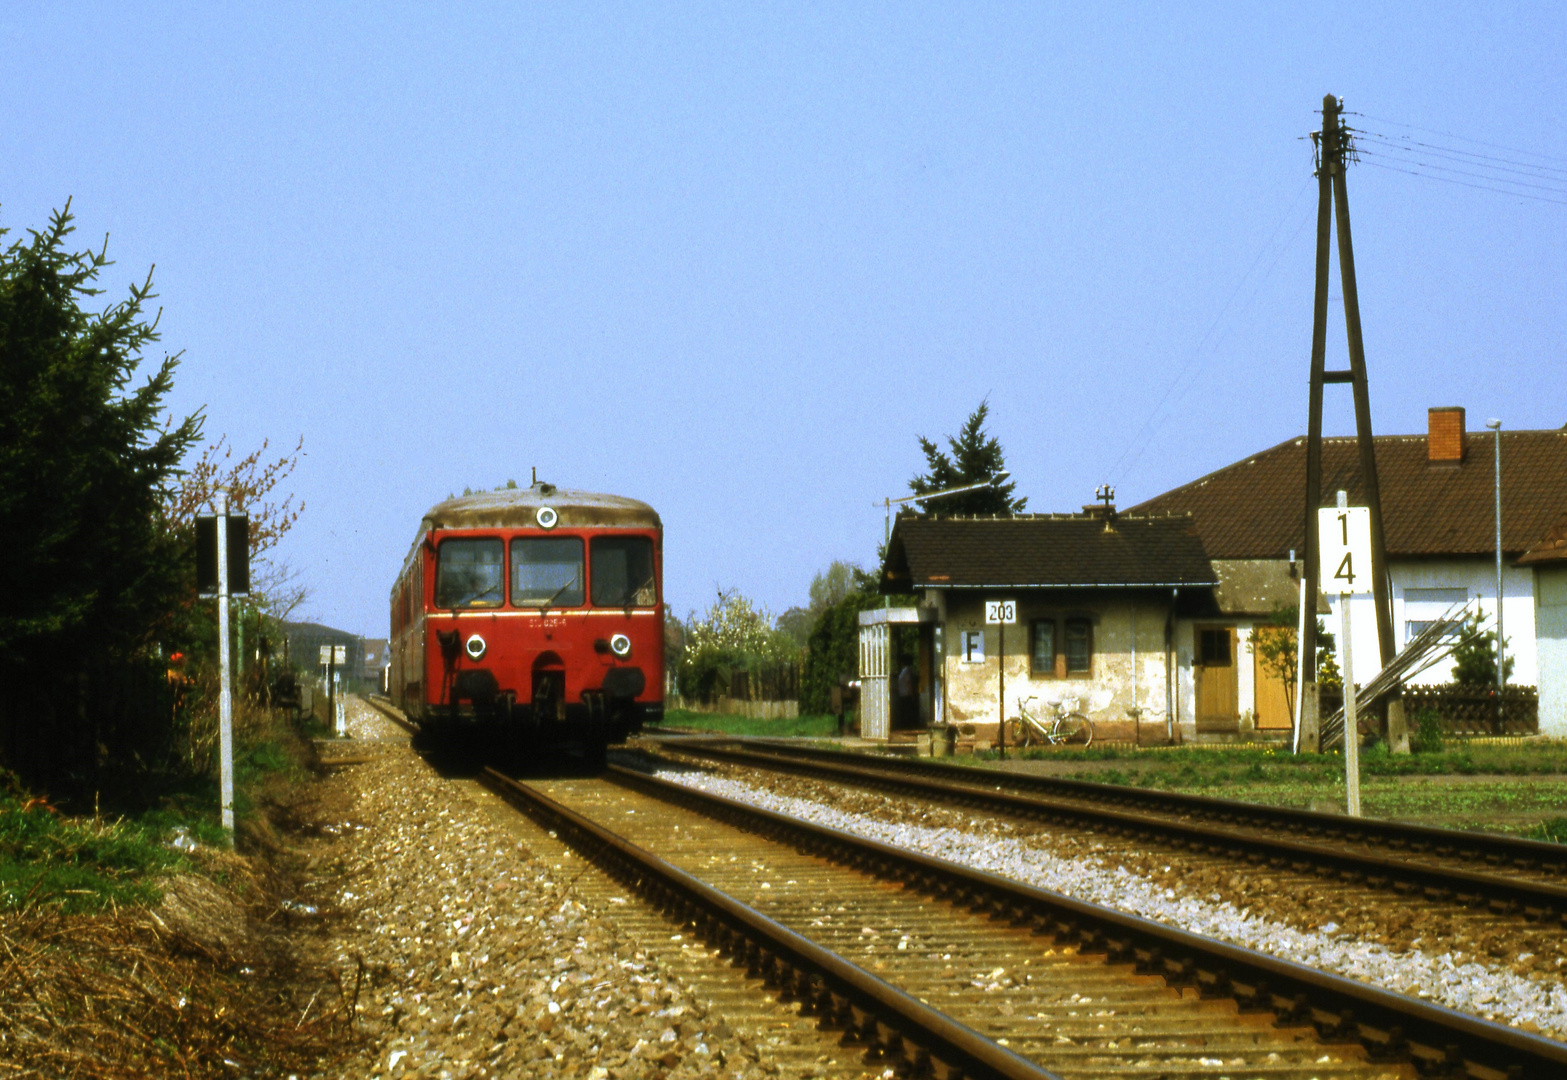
left=315, top=700, right=843, bottom=1080
left=655, top=766, right=1567, bottom=1040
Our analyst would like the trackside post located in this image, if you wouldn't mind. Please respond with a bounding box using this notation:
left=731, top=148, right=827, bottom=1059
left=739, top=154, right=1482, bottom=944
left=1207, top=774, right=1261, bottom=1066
left=1320, top=491, right=1371, bottom=817
left=216, top=492, right=235, bottom=843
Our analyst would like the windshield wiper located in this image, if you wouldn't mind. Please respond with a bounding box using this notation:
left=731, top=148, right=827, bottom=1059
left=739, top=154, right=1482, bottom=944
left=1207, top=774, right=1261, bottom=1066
left=451, top=584, right=501, bottom=608
left=539, top=573, right=579, bottom=616
left=620, top=574, right=656, bottom=607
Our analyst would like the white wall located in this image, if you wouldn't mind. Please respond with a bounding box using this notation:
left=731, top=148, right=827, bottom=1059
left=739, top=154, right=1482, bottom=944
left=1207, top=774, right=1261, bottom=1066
left=1321, top=559, right=1536, bottom=687
left=1536, top=566, right=1567, bottom=738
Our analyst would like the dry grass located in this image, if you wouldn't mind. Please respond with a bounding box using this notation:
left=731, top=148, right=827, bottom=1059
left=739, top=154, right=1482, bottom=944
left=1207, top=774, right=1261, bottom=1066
left=0, top=733, right=368, bottom=1077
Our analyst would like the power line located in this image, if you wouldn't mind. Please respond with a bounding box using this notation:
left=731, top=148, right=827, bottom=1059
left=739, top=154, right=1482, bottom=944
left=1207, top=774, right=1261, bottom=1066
left=1352, top=129, right=1567, bottom=183
left=1349, top=111, right=1567, bottom=167
left=1358, top=156, right=1567, bottom=207
left=1354, top=146, right=1567, bottom=199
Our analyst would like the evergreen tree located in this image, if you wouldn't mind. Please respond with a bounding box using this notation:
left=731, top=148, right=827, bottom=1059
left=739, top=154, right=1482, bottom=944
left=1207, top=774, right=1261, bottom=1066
left=1451, top=608, right=1513, bottom=686
left=0, top=204, right=201, bottom=782
left=908, top=399, right=1025, bottom=516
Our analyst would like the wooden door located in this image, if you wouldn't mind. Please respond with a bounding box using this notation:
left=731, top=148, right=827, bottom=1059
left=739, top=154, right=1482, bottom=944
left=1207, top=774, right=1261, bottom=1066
left=1195, top=626, right=1238, bottom=732
left=1251, top=626, right=1294, bottom=729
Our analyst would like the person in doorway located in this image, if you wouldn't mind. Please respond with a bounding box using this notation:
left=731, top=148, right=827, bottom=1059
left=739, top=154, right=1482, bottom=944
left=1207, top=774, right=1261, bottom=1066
left=895, top=654, right=917, bottom=729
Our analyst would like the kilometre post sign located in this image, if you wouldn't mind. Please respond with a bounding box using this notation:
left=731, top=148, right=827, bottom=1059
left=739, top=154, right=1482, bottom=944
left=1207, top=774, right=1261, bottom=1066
left=1317, top=505, right=1372, bottom=596
left=1318, top=497, right=1370, bottom=817
left=986, top=599, right=1016, bottom=760
left=985, top=600, right=1017, bottom=625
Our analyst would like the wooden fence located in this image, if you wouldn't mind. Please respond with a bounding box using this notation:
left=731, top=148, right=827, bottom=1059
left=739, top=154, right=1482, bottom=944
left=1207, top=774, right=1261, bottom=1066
left=1318, top=683, right=1538, bottom=737
left=1402, top=684, right=1538, bottom=737
left=669, top=696, right=800, bottom=720
left=726, top=662, right=801, bottom=703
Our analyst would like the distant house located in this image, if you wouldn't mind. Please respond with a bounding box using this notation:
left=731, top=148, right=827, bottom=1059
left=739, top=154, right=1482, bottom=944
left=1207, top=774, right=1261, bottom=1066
left=1127, top=408, right=1567, bottom=737
left=878, top=511, right=1218, bottom=743
left=281, top=621, right=366, bottom=684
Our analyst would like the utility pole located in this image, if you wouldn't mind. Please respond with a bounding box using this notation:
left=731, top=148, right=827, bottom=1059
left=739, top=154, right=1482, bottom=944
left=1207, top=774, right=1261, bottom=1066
left=1299, top=94, right=1407, bottom=754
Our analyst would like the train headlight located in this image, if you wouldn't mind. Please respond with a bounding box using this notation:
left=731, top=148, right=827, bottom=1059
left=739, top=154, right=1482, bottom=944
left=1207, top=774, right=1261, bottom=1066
left=609, top=633, right=632, bottom=658
left=465, top=634, right=487, bottom=660
left=535, top=506, right=558, bottom=529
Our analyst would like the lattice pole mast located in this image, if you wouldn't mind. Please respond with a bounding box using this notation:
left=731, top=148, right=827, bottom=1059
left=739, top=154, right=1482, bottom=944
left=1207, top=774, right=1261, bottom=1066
left=1299, top=94, right=1407, bottom=753
left=1299, top=95, right=1338, bottom=728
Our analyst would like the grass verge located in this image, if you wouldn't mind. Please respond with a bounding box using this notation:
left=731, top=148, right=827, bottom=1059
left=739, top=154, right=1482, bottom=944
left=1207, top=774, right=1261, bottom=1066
left=653, top=709, right=843, bottom=738
left=0, top=701, right=360, bottom=1077
left=965, top=740, right=1567, bottom=837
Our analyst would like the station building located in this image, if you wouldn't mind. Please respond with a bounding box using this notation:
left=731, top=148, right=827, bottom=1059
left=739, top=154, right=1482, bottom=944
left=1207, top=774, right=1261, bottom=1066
left=870, top=408, right=1567, bottom=742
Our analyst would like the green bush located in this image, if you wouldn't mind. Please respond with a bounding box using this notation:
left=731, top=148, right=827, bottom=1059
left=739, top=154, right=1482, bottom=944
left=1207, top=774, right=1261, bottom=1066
left=1411, top=708, right=1445, bottom=754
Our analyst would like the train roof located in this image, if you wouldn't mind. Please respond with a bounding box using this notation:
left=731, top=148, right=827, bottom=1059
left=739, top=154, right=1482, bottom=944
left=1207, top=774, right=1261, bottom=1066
left=419, top=483, right=661, bottom=531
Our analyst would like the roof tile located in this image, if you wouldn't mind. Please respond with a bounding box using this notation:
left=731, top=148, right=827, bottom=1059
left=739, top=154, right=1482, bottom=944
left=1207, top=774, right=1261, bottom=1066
left=1125, top=428, right=1567, bottom=559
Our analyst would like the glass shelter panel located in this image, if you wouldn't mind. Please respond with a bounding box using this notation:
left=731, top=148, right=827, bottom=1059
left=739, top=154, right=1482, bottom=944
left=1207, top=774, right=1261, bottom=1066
left=511, top=537, right=584, bottom=607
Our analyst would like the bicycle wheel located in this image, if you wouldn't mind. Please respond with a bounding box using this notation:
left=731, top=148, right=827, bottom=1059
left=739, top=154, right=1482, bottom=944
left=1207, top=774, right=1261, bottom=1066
left=1055, top=712, right=1094, bottom=747
left=1011, top=715, right=1043, bottom=747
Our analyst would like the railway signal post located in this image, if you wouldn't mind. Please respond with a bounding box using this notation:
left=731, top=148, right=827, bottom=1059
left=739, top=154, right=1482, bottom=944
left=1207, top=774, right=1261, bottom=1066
left=1320, top=491, right=1372, bottom=816
left=197, top=493, right=249, bottom=845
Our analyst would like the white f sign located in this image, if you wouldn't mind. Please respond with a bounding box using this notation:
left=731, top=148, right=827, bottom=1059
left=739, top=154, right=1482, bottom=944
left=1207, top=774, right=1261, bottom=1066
left=1318, top=504, right=1373, bottom=596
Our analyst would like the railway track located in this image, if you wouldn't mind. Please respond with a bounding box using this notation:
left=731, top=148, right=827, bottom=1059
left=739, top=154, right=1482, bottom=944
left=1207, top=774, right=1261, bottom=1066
left=479, top=762, right=1567, bottom=1080
left=651, top=739, right=1567, bottom=925
left=364, top=693, right=419, bottom=734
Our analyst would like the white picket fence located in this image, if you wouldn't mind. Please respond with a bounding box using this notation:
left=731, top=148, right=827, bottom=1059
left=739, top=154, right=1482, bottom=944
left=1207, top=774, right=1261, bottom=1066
left=669, top=695, right=799, bottom=720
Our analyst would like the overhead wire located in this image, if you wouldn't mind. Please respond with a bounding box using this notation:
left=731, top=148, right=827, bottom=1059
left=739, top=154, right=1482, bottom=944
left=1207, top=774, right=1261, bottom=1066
left=1339, top=112, right=1567, bottom=206
left=1355, top=158, right=1567, bottom=207
left=1353, top=134, right=1567, bottom=184
left=1110, top=108, right=1562, bottom=492
left=1355, top=148, right=1567, bottom=200
left=1348, top=111, right=1567, bottom=167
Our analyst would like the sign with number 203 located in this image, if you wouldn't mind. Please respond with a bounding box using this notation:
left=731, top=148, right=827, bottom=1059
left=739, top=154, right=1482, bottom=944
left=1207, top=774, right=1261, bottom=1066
left=1317, top=505, right=1373, bottom=596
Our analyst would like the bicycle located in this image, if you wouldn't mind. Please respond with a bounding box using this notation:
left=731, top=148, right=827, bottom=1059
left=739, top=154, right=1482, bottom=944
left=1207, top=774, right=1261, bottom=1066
left=1013, top=695, right=1095, bottom=747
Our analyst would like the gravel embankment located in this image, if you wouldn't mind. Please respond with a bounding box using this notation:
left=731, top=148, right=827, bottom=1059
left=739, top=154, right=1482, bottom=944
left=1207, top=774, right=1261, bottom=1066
left=656, top=765, right=1567, bottom=1040
left=314, top=701, right=789, bottom=1080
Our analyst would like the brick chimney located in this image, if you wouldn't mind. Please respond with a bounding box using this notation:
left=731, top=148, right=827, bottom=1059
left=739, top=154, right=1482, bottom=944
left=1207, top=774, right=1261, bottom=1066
left=1427, top=407, right=1466, bottom=464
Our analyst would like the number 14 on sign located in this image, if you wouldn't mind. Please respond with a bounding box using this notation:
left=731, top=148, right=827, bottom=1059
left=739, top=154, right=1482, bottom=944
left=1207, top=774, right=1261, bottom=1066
left=1317, top=497, right=1371, bottom=818
left=1318, top=505, right=1372, bottom=596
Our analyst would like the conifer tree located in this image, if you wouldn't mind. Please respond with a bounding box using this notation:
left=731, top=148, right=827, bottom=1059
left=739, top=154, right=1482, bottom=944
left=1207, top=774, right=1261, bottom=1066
left=907, top=399, right=1025, bottom=516
left=0, top=203, right=201, bottom=664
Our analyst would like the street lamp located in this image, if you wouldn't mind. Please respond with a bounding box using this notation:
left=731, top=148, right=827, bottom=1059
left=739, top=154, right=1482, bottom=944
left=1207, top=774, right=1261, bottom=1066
left=1486, top=418, right=1503, bottom=722
left=880, top=471, right=1011, bottom=543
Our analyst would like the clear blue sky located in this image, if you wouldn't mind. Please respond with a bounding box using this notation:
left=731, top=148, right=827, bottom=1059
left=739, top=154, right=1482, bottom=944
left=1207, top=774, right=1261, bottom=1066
left=4, top=3, right=1563, bottom=636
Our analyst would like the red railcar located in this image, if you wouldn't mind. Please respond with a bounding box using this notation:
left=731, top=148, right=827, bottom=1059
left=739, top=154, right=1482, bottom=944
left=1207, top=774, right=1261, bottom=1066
left=388, top=482, right=663, bottom=764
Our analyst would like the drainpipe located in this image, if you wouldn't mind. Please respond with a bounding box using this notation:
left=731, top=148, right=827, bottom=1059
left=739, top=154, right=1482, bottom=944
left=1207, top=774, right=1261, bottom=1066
left=1128, top=592, right=1140, bottom=721
left=1165, top=588, right=1178, bottom=743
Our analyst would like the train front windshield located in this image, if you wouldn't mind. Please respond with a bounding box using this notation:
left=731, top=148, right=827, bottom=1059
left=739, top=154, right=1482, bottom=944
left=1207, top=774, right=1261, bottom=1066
left=512, top=537, right=584, bottom=606
left=590, top=536, right=656, bottom=606
left=436, top=538, right=504, bottom=608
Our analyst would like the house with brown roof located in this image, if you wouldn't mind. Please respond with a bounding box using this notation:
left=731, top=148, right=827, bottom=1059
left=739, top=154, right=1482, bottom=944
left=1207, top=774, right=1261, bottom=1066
left=879, top=512, right=1220, bottom=743
left=1127, top=408, right=1567, bottom=737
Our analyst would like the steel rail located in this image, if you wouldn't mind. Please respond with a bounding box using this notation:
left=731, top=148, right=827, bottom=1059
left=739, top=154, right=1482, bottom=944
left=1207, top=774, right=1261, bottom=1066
left=362, top=694, right=419, bottom=734
left=662, top=740, right=1567, bottom=922
left=476, top=767, right=1062, bottom=1080
left=695, top=736, right=1567, bottom=885
left=607, top=762, right=1567, bottom=1080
